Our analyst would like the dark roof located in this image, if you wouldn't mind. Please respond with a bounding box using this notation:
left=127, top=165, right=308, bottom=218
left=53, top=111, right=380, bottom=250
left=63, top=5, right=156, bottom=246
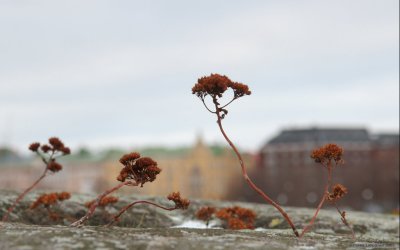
left=268, top=127, right=370, bottom=144
left=373, top=134, right=399, bottom=146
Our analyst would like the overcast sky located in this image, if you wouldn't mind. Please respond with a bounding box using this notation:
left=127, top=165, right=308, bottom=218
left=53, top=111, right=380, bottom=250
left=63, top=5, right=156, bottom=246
left=0, top=0, right=398, bottom=152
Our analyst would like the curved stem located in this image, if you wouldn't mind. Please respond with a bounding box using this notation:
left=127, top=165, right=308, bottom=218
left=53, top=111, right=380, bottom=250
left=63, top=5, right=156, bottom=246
left=201, top=98, right=216, bottom=113
left=212, top=97, right=299, bottom=237
left=107, top=200, right=176, bottom=227
left=70, top=181, right=135, bottom=227
left=2, top=167, right=48, bottom=222
left=300, top=162, right=332, bottom=237
left=220, top=96, right=237, bottom=109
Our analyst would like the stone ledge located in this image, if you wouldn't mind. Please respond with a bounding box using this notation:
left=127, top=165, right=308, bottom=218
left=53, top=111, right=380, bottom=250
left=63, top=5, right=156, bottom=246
left=0, top=190, right=399, bottom=249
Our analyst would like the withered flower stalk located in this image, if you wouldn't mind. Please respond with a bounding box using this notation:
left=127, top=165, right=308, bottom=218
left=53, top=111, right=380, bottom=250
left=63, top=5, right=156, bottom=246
left=192, top=73, right=299, bottom=237
left=1, top=137, right=70, bottom=222
left=30, top=192, right=71, bottom=221
left=107, top=192, right=190, bottom=227
left=70, top=152, right=161, bottom=227
left=300, top=144, right=354, bottom=238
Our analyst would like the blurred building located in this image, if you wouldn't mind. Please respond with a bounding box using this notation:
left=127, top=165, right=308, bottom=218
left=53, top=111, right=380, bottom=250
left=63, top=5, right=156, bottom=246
left=104, top=136, right=255, bottom=200
left=241, top=127, right=399, bottom=212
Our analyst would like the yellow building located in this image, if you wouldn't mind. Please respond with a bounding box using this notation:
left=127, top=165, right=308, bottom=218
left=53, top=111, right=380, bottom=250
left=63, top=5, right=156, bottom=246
left=104, top=137, right=255, bottom=200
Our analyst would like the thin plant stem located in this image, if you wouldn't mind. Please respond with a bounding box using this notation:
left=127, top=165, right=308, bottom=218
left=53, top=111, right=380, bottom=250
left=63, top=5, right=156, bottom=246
left=107, top=200, right=176, bottom=227
left=334, top=202, right=355, bottom=239
left=70, top=181, right=135, bottom=227
left=300, top=162, right=332, bottom=237
left=212, top=97, right=299, bottom=237
left=2, top=167, right=48, bottom=222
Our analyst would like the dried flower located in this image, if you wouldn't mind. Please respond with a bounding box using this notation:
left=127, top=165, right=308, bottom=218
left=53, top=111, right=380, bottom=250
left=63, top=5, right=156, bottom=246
left=85, top=196, right=119, bottom=208
left=192, top=73, right=251, bottom=100
left=327, top=184, right=348, bottom=201
left=167, top=192, right=190, bottom=209
left=41, top=144, right=51, bottom=153
left=117, top=153, right=161, bottom=187
left=47, top=161, right=63, bottom=172
left=311, top=143, right=343, bottom=165
left=57, top=192, right=71, bottom=201
left=2, top=137, right=71, bottom=223
left=30, top=192, right=71, bottom=209
left=48, top=137, right=64, bottom=151
left=196, top=206, right=216, bottom=222
left=216, top=206, right=256, bottom=230
left=29, top=142, right=40, bottom=152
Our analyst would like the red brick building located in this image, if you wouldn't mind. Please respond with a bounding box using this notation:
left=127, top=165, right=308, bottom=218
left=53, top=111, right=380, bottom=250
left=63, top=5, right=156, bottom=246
left=233, top=127, right=399, bottom=212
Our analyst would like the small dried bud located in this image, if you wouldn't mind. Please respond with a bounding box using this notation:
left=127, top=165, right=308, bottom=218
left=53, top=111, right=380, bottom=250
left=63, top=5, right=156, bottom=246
left=327, top=184, right=348, bottom=201
left=167, top=192, right=190, bottom=209
left=29, top=142, right=40, bottom=152
left=41, top=144, right=52, bottom=153
left=60, top=147, right=71, bottom=155
left=47, top=161, right=63, bottom=172
left=48, top=137, right=65, bottom=150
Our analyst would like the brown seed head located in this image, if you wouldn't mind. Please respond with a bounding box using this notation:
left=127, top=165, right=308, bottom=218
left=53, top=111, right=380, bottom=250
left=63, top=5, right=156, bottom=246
left=30, top=193, right=59, bottom=209
left=57, top=192, right=71, bottom=201
left=119, top=152, right=141, bottom=165
left=196, top=206, right=216, bottom=222
left=311, top=143, right=344, bottom=165
left=327, top=184, right=348, bottom=201
left=47, top=161, right=63, bottom=172
left=85, top=196, right=119, bottom=208
left=48, top=137, right=64, bottom=151
left=29, top=142, right=41, bottom=152
left=192, top=73, right=251, bottom=100
left=60, top=147, right=71, bottom=155
left=215, top=206, right=256, bottom=230
left=117, top=153, right=161, bottom=186
left=41, top=144, right=52, bottom=153
left=167, top=192, right=190, bottom=209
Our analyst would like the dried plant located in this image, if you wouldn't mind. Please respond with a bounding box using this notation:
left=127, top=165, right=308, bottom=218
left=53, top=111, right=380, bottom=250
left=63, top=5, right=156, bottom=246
left=85, top=196, right=119, bottom=209
left=300, top=144, right=355, bottom=238
left=1, top=137, right=70, bottom=222
left=107, top=192, right=190, bottom=227
left=70, top=152, right=161, bottom=227
left=215, top=206, right=256, bottom=230
left=30, top=192, right=71, bottom=221
left=192, top=73, right=299, bottom=236
left=196, top=206, right=216, bottom=227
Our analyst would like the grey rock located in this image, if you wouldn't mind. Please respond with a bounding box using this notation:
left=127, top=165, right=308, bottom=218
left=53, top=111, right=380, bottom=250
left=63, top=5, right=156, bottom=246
left=0, top=190, right=399, bottom=250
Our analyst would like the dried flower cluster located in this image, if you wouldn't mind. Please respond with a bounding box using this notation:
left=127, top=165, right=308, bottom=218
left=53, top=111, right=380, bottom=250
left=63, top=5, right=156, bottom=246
left=117, top=152, right=161, bottom=187
left=310, top=143, right=343, bottom=165
left=196, top=206, right=216, bottom=224
left=327, top=184, right=348, bottom=202
left=216, top=206, right=256, bottom=230
left=30, top=192, right=71, bottom=209
left=192, top=73, right=251, bottom=99
left=167, top=192, right=190, bottom=209
left=2, top=137, right=70, bottom=222
left=85, top=196, right=119, bottom=208
left=29, top=137, right=71, bottom=172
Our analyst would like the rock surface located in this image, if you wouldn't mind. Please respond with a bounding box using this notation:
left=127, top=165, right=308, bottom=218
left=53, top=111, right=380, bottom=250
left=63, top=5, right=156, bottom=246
left=0, top=190, right=399, bottom=249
